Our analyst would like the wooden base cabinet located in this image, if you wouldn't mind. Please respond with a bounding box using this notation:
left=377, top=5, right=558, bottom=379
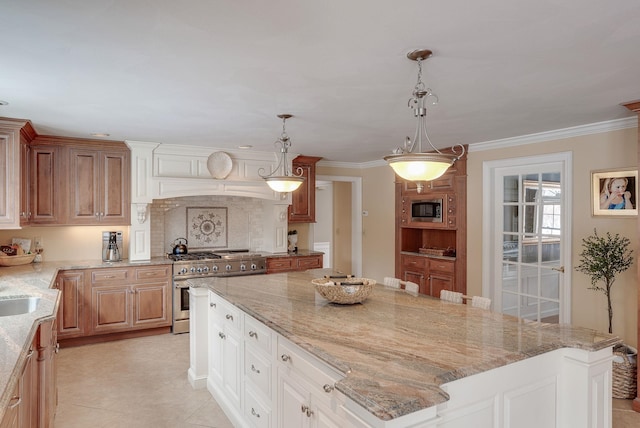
left=56, top=265, right=171, bottom=343
left=266, top=254, right=323, bottom=274
left=0, top=319, right=57, bottom=428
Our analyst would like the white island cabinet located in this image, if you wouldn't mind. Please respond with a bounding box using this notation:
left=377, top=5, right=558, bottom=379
left=188, top=270, right=619, bottom=428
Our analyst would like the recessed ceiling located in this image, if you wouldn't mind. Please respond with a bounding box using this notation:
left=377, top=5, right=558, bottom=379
left=1, top=1, right=639, bottom=163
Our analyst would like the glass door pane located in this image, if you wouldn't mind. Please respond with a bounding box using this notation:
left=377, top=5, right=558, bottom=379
left=499, top=169, right=563, bottom=323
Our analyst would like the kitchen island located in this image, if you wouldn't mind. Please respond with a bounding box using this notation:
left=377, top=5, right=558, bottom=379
left=188, top=269, right=620, bottom=428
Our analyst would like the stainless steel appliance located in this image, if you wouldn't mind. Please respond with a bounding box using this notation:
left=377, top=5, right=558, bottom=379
left=169, top=250, right=266, bottom=334
left=102, top=231, right=123, bottom=262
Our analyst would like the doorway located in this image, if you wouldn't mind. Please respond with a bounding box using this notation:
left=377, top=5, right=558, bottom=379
left=314, top=175, right=363, bottom=277
left=482, top=152, right=572, bottom=323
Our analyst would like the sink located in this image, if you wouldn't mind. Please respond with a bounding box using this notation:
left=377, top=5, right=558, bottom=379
left=0, top=297, right=41, bottom=317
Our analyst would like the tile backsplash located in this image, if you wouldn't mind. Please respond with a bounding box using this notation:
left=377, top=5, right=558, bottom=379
left=149, top=196, right=266, bottom=257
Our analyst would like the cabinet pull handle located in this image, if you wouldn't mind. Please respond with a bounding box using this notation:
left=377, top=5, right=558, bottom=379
left=251, top=364, right=261, bottom=374
left=248, top=331, right=258, bottom=339
left=323, top=384, right=334, bottom=393
left=301, top=404, right=309, bottom=414
left=103, top=275, right=115, bottom=279
left=251, top=408, right=261, bottom=418
left=209, top=302, right=216, bottom=307
left=225, top=314, right=233, bottom=321
left=8, top=395, right=21, bottom=409
left=55, top=343, right=60, bottom=354
left=281, top=354, right=291, bottom=362
left=218, top=332, right=226, bottom=339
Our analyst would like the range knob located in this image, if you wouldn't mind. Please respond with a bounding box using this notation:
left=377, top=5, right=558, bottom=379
left=225, top=264, right=232, bottom=271
left=190, top=267, right=196, bottom=273
left=212, top=265, right=219, bottom=272
left=179, top=267, right=188, bottom=275
left=203, top=266, right=210, bottom=273
left=196, top=266, right=203, bottom=273
left=250, top=263, right=257, bottom=270
left=240, top=263, right=247, bottom=271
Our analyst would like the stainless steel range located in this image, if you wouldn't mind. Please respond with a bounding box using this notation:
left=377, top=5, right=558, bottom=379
left=170, top=250, right=266, bottom=334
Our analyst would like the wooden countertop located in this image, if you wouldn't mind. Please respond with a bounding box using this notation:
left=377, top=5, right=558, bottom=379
left=188, top=268, right=620, bottom=421
left=0, top=258, right=172, bottom=420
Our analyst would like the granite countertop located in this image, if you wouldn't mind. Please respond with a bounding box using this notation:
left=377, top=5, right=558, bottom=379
left=264, top=250, right=324, bottom=258
left=0, top=257, right=172, bottom=420
left=188, top=269, right=620, bottom=421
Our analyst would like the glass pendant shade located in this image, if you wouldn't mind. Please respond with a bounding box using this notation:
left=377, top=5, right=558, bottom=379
left=385, top=153, right=456, bottom=182
left=264, top=176, right=304, bottom=192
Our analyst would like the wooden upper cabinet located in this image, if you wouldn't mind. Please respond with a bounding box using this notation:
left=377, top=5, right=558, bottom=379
left=288, top=155, right=322, bottom=223
left=69, top=148, right=130, bottom=225
left=30, top=144, right=67, bottom=224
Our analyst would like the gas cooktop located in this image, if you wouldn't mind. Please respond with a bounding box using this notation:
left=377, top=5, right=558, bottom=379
left=167, top=249, right=264, bottom=262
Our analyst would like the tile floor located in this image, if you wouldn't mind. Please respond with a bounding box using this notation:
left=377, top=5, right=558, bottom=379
left=55, top=333, right=640, bottom=427
left=54, top=333, right=233, bottom=428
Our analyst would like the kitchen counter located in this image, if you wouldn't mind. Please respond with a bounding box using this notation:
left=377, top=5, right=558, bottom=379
left=264, top=249, right=324, bottom=258
left=0, top=257, right=172, bottom=421
left=188, top=268, right=621, bottom=423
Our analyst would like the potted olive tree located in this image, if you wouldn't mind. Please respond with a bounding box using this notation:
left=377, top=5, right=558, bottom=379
left=575, top=229, right=636, bottom=398
left=575, top=229, right=633, bottom=334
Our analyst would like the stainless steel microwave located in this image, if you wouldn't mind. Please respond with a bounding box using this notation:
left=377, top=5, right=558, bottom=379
left=411, top=198, right=443, bottom=223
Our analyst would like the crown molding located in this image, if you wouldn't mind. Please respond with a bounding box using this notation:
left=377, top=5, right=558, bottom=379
left=320, top=117, right=638, bottom=169
left=468, top=117, right=637, bottom=153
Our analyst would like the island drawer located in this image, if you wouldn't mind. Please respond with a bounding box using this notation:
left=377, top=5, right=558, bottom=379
left=277, top=338, right=342, bottom=402
left=244, top=386, right=272, bottom=428
left=245, top=315, right=273, bottom=355
left=244, top=346, right=272, bottom=399
left=209, top=292, right=241, bottom=331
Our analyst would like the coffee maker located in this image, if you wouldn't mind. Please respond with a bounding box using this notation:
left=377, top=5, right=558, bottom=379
left=102, top=231, right=123, bottom=262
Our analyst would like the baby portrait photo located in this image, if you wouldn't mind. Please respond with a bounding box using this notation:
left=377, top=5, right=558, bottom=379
left=592, top=168, right=638, bottom=216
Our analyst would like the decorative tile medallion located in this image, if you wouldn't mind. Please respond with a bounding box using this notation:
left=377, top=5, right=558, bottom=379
left=187, top=207, right=228, bottom=249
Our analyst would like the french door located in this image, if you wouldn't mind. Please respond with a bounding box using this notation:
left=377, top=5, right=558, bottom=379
left=483, top=153, right=572, bottom=323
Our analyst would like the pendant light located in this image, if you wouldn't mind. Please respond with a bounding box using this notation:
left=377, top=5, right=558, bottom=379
left=259, top=114, right=305, bottom=192
left=384, top=49, right=465, bottom=184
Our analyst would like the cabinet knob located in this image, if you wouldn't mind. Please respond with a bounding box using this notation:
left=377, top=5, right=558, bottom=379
left=251, top=408, right=261, bottom=418
left=218, top=332, right=226, bottom=339
left=249, top=331, right=258, bottom=339
left=323, top=384, right=334, bottom=393
left=225, top=314, right=233, bottom=321
left=251, top=364, right=261, bottom=374
left=281, top=354, right=291, bottom=362
left=209, top=302, right=216, bottom=308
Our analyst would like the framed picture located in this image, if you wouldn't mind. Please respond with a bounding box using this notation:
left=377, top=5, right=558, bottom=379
left=591, top=168, right=638, bottom=217
left=186, top=207, right=228, bottom=248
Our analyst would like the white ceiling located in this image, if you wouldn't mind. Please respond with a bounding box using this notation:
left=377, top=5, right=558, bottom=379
left=2, top=1, right=639, bottom=163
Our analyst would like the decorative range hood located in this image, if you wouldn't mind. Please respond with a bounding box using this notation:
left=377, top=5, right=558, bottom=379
left=126, top=141, right=296, bottom=261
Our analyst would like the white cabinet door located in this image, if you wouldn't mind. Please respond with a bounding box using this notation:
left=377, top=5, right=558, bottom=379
left=208, top=318, right=223, bottom=386
left=278, top=369, right=311, bottom=428
left=222, top=327, right=242, bottom=410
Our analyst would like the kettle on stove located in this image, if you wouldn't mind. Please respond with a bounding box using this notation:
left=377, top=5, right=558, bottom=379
left=102, top=231, right=122, bottom=262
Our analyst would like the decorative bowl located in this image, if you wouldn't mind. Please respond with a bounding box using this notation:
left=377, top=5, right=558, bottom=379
left=311, top=278, right=376, bottom=304
left=0, top=254, right=36, bottom=267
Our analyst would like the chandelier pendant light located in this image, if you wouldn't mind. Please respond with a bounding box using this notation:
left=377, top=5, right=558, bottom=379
left=384, top=49, right=465, bottom=187
left=259, top=114, right=305, bottom=193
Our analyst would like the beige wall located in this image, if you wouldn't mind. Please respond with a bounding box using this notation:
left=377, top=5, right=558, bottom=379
left=467, top=127, right=638, bottom=347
